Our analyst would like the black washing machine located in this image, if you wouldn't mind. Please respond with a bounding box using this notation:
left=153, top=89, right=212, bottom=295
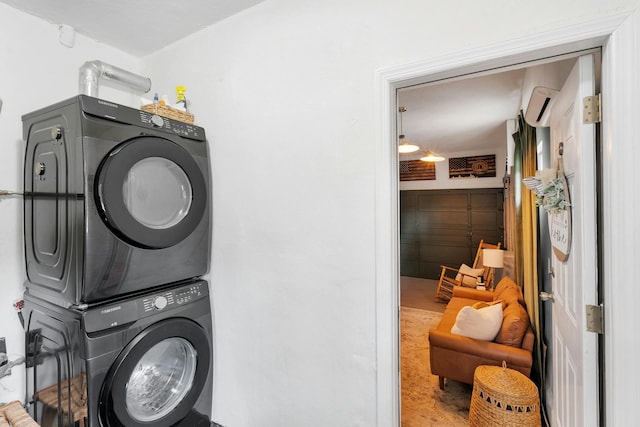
left=23, top=279, right=213, bottom=427
left=23, top=95, right=211, bottom=307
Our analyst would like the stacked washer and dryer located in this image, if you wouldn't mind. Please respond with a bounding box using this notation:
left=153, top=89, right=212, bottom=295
left=21, top=95, right=214, bottom=426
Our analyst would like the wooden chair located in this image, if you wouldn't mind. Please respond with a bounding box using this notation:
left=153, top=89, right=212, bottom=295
left=434, top=240, right=502, bottom=301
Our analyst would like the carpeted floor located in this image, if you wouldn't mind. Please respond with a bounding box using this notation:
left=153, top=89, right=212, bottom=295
left=400, top=306, right=472, bottom=426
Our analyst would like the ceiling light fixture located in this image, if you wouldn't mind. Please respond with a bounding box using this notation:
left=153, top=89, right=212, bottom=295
left=398, top=107, right=419, bottom=153
left=420, top=150, right=445, bottom=162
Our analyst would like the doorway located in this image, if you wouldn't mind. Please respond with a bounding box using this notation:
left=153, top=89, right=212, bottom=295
left=396, top=51, right=597, bottom=425
left=373, top=10, right=638, bottom=427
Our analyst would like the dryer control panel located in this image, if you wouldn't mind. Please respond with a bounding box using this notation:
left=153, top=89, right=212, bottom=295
left=84, top=281, right=209, bottom=333
left=78, top=95, right=206, bottom=141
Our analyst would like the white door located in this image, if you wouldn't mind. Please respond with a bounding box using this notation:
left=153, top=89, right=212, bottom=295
left=546, top=54, right=599, bottom=426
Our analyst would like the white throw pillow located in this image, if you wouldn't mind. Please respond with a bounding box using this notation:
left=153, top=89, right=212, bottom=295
left=451, top=303, right=503, bottom=341
left=455, top=263, right=485, bottom=286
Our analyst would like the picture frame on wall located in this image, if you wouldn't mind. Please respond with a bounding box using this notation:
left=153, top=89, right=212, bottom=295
left=400, top=160, right=436, bottom=181
left=449, top=154, right=496, bottom=179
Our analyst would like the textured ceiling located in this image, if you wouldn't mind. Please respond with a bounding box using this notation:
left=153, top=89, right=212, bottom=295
left=398, top=55, right=577, bottom=156
left=397, top=68, right=526, bottom=156
left=0, top=0, right=265, bottom=56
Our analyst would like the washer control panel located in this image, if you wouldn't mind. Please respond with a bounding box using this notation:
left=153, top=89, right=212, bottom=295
left=153, top=295, right=168, bottom=310
left=84, top=281, right=208, bottom=333
left=142, top=291, right=175, bottom=312
left=142, top=282, right=206, bottom=312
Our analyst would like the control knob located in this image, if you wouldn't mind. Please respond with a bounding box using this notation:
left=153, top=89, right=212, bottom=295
left=153, top=295, right=168, bottom=310
left=150, top=114, right=164, bottom=127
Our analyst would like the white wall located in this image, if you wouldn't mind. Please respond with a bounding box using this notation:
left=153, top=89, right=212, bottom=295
left=0, top=3, right=142, bottom=403
left=1, top=0, right=639, bottom=425
left=141, top=1, right=639, bottom=425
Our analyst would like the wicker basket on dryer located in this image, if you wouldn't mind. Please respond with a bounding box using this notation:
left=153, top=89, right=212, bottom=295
left=141, top=103, right=194, bottom=124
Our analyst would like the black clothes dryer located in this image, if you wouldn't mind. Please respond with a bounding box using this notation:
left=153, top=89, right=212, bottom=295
left=23, top=279, right=214, bottom=427
left=22, top=95, right=211, bottom=307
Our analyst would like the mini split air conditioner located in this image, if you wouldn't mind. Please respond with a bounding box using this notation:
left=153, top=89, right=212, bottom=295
left=524, top=86, right=559, bottom=128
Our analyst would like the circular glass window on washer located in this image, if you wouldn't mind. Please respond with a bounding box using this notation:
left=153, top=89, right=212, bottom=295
left=123, top=157, right=193, bottom=229
left=125, top=337, right=197, bottom=422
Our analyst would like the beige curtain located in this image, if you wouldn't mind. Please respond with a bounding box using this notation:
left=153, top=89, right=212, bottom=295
left=512, top=111, right=541, bottom=384
left=517, top=113, right=539, bottom=330
left=502, top=169, right=517, bottom=281
left=503, top=171, right=516, bottom=253
left=511, top=128, right=524, bottom=284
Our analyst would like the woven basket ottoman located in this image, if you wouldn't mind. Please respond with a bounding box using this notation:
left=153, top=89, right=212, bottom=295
left=469, top=364, right=541, bottom=426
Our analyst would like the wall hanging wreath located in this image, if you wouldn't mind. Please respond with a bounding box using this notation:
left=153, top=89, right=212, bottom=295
left=523, top=168, right=571, bottom=214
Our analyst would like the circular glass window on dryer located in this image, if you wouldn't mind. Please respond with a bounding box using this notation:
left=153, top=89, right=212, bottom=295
left=96, top=136, right=207, bottom=249
left=125, top=337, right=197, bottom=423
left=123, top=157, right=193, bottom=229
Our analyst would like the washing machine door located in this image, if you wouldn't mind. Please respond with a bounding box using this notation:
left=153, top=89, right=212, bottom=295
left=99, top=318, right=211, bottom=427
left=96, top=136, right=207, bottom=249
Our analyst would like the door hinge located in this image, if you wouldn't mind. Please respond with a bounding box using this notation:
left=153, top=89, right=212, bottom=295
left=586, top=304, right=604, bottom=334
left=583, top=94, right=601, bottom=124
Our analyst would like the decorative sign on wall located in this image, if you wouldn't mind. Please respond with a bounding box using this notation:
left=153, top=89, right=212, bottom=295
left=400, top=160, right=436, bottom=181
left=522, top=143, right=572, bottom=261
left=549, top=205, right=571, bottom=261
left=449, top=154, right=496, bottom=178
left=548, top=154, right=572, bottom=261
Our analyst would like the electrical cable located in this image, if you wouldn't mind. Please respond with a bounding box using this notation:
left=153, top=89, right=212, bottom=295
left=0, top=354, right=25, bottom=379
left=14, top=300, right=24, bottom=329
left=0, top=190, right=83, bottom=199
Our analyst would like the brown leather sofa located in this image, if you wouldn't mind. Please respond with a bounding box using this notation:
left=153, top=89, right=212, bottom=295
left=429, top=277, right=534, bottom=390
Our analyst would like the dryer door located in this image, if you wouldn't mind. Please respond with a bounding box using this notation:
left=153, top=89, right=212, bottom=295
left=99, top=318, right=211, bottom=427
left=95, top=136, right=207, bottom=249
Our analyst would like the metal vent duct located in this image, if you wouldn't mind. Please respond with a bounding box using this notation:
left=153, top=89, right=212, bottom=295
left=79, top=60, right=151, bottom=97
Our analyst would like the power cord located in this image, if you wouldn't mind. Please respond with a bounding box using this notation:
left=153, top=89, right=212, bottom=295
left=0, top=301, right=27, bottom=379
left=0, top=353, right=25, bottom=379
left=0, top=190, right=22, bottom=197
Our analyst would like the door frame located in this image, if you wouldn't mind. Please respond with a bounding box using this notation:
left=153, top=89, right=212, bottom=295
left=374, top=10, right=640, bottom=427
